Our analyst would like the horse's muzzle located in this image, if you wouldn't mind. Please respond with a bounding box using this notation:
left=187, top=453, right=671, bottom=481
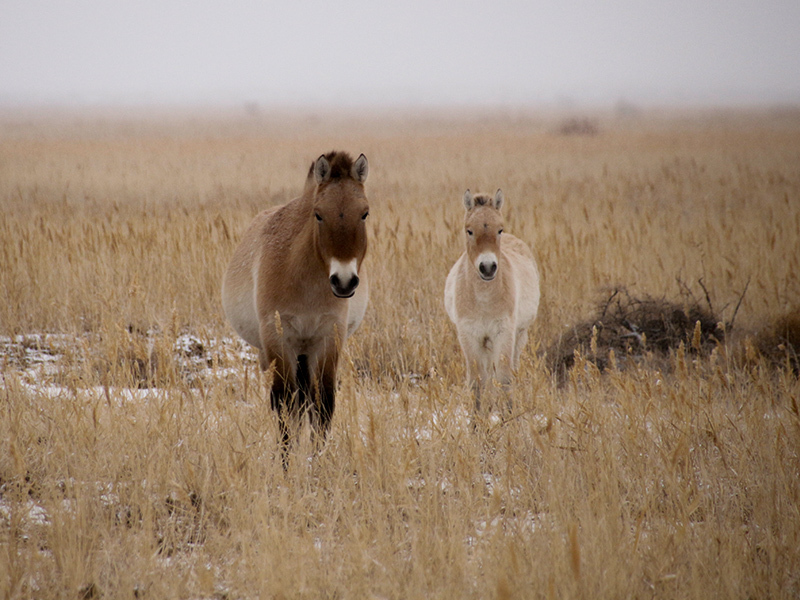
left=479, top=261, right=497, bottom=281
left=330, top=273, right=359, bottom=298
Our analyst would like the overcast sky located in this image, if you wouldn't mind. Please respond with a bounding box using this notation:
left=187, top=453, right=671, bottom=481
left=2, top=0, right=799, bottom=108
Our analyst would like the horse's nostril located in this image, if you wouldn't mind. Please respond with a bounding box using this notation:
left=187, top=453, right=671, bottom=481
left=330, top=273, right=359, bottom=297
left=480, top=262, right=497, bottom=278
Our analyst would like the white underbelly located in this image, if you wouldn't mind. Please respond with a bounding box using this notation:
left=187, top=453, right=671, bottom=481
left=222, top=280, right=261, bottom=349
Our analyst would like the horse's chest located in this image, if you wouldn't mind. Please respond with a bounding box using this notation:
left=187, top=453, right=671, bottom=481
left=456, top=274, right=515, bottom=322
left=461, top=317, right=509, bottom=346
left=281, top=311, right=342, bottom=352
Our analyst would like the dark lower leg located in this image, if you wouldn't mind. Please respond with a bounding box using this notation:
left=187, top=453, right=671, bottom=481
left=310, top=360, right=336, bottom=446
left=270, top=374, right=298, bottom=470
left=296, top=354, right=311, bottom=410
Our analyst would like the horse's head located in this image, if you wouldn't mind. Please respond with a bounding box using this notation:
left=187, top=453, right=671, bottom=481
left=463, top=189, right=504, bottom=281
left=311, top=152, right=370, bottom=298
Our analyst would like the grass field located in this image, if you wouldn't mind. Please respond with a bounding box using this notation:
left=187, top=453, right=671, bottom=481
left=1, top=107, right=799, bottom=598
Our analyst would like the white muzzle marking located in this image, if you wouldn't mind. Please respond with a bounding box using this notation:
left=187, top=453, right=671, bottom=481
left=330, top=257, right=358, bottom=281
left=329, top=258, right=359, bottom=297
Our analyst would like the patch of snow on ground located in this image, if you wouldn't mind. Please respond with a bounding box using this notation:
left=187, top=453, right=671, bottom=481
left=1, top=331, right=259, bottom=397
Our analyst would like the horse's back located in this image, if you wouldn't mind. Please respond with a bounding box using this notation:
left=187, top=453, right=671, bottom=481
left=504, top=234, right=540, bottom=328
left=221, top=207, right=280, bottom=349
left=444, top=253, right=467, bottom=324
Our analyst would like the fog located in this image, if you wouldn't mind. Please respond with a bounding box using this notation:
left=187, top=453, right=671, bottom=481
left=2, top=0, right=799, bottom=108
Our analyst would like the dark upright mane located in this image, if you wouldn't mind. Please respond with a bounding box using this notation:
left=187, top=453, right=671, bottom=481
left=306, top=151, right=355, bottom=182
left=471, top=194, right=493, bottom=207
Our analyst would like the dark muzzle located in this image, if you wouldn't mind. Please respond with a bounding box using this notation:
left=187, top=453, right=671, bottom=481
left=330, top=273, right=359, bottom=298
left=479, top=261, right=497, bottom=280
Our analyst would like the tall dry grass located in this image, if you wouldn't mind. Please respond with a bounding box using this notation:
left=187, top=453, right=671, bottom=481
left=1, top=107, right=799, bottom=598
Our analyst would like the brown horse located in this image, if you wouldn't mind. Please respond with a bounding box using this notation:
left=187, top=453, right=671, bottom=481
left=222, top=151, right=369, bottom=458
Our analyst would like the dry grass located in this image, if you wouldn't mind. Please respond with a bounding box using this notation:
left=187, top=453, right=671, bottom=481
left=1, top=107, right=799, bottom=598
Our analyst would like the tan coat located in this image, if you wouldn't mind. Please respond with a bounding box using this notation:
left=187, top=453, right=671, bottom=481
left=444, top=189, right=540, bottom=411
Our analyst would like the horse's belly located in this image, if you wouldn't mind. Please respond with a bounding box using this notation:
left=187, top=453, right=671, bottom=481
left=222, top=272, right=261, bottom=349
left=513, top=260, right=540, bottom=329
left=230, top=311, right=261, bottom=350
left=346, top=269, right=369, bottom=337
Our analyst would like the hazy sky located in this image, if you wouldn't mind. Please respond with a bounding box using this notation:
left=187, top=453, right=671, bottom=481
left=2, top=0, right=799, bottom=107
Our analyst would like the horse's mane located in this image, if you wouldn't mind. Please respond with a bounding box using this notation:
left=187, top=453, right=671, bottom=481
left=471, top=193, right=493, bottom=207
left=305, top=151, right=356, bottom=184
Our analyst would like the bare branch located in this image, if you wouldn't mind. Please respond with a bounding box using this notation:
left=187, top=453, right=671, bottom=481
left=728, top=278, right=750, bottom=332
left=697, top=277, right=714, bottom=315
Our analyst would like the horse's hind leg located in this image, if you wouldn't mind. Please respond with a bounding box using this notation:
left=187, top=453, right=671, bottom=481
left=512, top=327, right=529, bottom=371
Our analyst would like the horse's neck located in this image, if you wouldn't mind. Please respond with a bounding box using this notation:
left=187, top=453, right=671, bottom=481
left=465, top=252, right=510, bottom=304
left=287, top=196, right=325, bottom=275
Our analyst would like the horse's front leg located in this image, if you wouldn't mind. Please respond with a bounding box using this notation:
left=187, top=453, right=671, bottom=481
left=494, top=325, right=516, bottom=414
left=460, top=332, right=488, bottom=418
left=263, top=348, right=299, bottom=469
left=310, top=347, right=339, bottom=448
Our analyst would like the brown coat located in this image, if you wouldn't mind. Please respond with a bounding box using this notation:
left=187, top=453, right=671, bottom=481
left=222, top=151, right=369, bottom=454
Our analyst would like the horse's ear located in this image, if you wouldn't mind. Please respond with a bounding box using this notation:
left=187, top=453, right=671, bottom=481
left=463, top=189, right=474, bottom=210
left=314, top=155, right=331, bottom=184
left=494, top=189, right=504, bottom=210
left=351, top=154, right=369, bottom=183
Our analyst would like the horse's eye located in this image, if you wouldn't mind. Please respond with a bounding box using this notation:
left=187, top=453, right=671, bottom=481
left=498, top=229, right=504, bottom=235
left=315, top=212, right=323, bottom=223
left=362, top=211, right=369, bottom=220
left=467, top=229, right=473, bottom=236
